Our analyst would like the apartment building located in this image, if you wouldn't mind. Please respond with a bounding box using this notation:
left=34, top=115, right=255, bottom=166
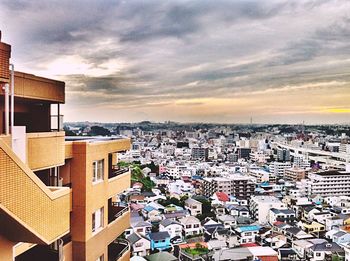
left=202, top=174, right=255, bottom=200
left=308, top=170, right=350, bottom=197
left=269, top=162, right=291, bottom=180
left=285, top=168, right=307, bottom=182
left=250, top=196, right=286, bottom=224
left=0, top=34, right=131, bottom=261
left=277, top=148, right=290, bottom=162
left=191, top=147, right=209, bottom=161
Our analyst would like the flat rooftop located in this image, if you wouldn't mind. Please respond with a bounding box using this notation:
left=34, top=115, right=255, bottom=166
left=65, top=136, right=127, bottom=143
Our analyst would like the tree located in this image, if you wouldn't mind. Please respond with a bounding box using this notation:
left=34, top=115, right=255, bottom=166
left=89, top=126, right=111, bottom=136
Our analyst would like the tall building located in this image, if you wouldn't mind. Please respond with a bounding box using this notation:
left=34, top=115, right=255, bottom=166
left=202, top=174, right=255, bottom=200
left=308, top=170, right=350, bottom=197
left=191, top=147, right=209, bottom=161
left=0, top=34, right=131, bottom=261
left=276, top=148, right=290, bottom=162
left=269, top=162, right=291, bottom=180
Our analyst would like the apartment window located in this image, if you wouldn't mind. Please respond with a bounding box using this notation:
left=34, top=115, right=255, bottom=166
left=92, top=160, right=104, bottom=183
left=186, top=225, right=191, bottom=229
left=92, top=207, right=104, bottom=233
left=96, top=255, right=104, bottom=261
left=194, top=224, right=199, bottom=228
left=135, top=242, right=143, bottom=247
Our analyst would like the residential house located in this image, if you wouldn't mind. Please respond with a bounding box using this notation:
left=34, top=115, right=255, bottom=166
left=148, top=231, right=171, bottom=251
left=184, top=198, right=202, bottom=216
left=127, top=232, right=151, bottom=257
left=234, top=225, right=261, bottom=244
left=298, top=221, right=325, bottom=235
left=226, top=205, right=249, bottom=217
left=309, top=242, right=344, bottom=261
left=159, top=219, right=183, bottom=241
left=180, top=216, right=203, bottom=237
left=269, top=208, right=296, bottom=224
left=218, top=214, right=236, bottom=229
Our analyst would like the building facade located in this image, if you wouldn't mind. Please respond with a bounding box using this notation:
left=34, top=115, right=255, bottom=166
left=0, top=34, right=131, bottom=261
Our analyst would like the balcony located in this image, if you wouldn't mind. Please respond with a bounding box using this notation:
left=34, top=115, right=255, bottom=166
left=27, top=131, right=65, bottom=171
left=108, top=201, right=129, bottom=224
left=109, top=166, right=129, bottom=179
left=108, top=169, right=131, bottom=198
left=108, top=239, right=130, bottom=261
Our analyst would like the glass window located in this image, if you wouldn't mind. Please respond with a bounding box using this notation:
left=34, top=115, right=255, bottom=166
left=92, top=207, right=104, bottom=233
left=93, top=160, right=104, bottom=183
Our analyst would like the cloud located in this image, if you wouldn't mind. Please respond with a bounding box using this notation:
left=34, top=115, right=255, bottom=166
left=1, top=0, right=350, bottom=123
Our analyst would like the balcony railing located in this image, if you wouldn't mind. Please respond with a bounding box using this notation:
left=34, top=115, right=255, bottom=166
left=108, top=202, right=129, bottom=224
left=108, top=239, right=130, bottom=261
left=109, top=166, right=129, bottom=179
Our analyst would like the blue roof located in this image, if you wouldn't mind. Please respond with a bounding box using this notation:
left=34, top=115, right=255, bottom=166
left=236, top=225, right=261, bottom=232
left=144, top=205, right=155, bottom=212
left=192, top=175, right=203, bottom=180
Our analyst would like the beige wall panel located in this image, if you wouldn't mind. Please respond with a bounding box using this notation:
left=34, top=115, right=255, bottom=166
left=27, top=131, right=65, bottom=171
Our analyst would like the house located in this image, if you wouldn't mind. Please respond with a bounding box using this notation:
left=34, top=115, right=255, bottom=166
left=269, top=208, right=296, bottom=224
left=207, top=239, right=227, bottom=251
left=284, top=227, right=314, bottom=241
left=278, top=248, right=298, bottom=261
left=263, top=233, right=288, bottom=249
left=217, top=214, right=236, bottom=229
left=309, top=242, right=344, bottom=261
left=133, top=221, right=152, bottom=236
left=145, top=252, right=177, bottom=261
left=159, top=219, right=183, bottom=241
left=212, top=247, right=253, bottom=261
left=212, top=228, right=240, bottom=248
left=179, top=216, right=203, bottom=237
left=212, top=192, right=230, bottom=205
left=148, top=231, right=171, bottom=251
left=325, top=216, right=344, bottom=231
left=328, top=230, right=350, bottom=245
left=234, top=225, right=261, bottom=244
left=203, top=219, right=225, bottom=241
left=226, top=205, right=249, bottom=217
left=298, top=221, right=325, bottom=235
left=130, top=195, right=147, bottom=205
left=185, top=198, right=202, bottom=216
left=247, top=246, right=278, bottom=261
left=312, top=211, right=332, bottom=224
left=127, top=232, right=151, bottom=257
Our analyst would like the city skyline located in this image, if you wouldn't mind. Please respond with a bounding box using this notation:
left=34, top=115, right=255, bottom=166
left=1, top=0, right=350, bottom=124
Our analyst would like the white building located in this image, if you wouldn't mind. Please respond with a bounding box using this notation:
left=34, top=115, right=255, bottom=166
left=308, top=171, right=350, bottom=197
left=269, top=162, right=291, bottom=180
left=159, top=219, right=183, bottom=240
left=250, top=196, right=286, bottom=224
left=179, top=216, right=203, bottom=237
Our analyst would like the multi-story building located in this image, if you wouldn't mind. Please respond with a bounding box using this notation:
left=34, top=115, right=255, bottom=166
left=285, top=168, right=307, bottom=182
left=269, top=162, right=291, bottom=180
left=308, top=170, right=350, bottom=197
left=202, top=174, right=255, bottom=200
left=277, top=148, right=290, bottom=162
left=293, top=155, right=310, bottom=169
left=250, top=196, right=286, bottom=224
left=0, top=35, right=131, bottom=261
left=191, top=147, right=209, bottom=161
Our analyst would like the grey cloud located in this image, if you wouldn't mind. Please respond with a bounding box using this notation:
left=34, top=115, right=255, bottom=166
left=1, top=0, right=350, bottom=122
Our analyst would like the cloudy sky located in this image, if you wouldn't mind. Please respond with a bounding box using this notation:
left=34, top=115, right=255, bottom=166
left=1, top=0, right=350, bottom=124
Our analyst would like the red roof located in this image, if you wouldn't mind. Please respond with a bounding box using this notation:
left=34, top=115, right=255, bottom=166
left=259, top=256, right=278, bottom=261
left=216, top=192, right=229, bottom=202
left=240, top=243, right=259, bottom=247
